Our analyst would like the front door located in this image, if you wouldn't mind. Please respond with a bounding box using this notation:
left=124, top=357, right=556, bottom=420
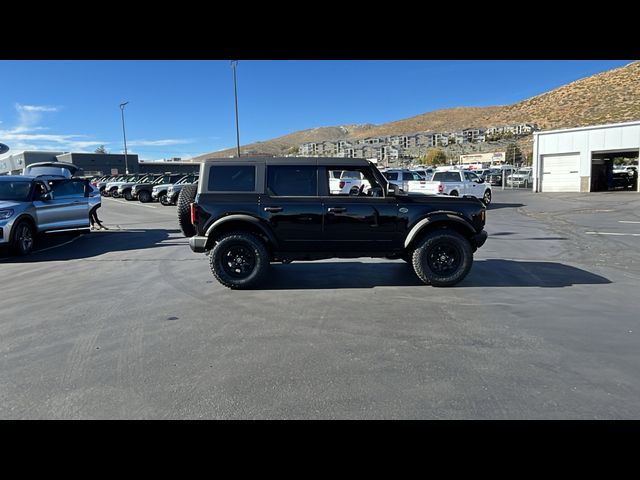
left=320, top=166, right=399, bottom=251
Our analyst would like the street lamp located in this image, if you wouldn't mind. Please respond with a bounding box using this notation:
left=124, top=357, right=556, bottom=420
left=119, top=101, right=130, bottom=174
left=231, top=61, right=241, bottom=157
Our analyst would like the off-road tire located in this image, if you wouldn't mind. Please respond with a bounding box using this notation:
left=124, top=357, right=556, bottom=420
left=449, top=190, right=459, bottom=197
left=177, top=184, right=197, bottom=237
left=138, top=190, right=152, bottom=203
left=209, top=232, right=269, bottom=289
left=11, top=220, right=35, bottom=256
left=412, top=230, right=473, bottom=287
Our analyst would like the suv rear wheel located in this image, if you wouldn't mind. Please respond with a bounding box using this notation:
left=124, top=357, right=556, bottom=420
left=209, top=232, right=269, bottom=289
left=412, top=229, right=473, bottom=287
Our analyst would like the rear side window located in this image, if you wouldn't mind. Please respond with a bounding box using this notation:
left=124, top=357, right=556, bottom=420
left=432, top=171, right=461, bottom=182
left=208, top=165, right=256, bottom=192
left=267, top=166, right=317, bottom=197
left=385, top=172, right=398, bottom=181
left=50, top=180, right=86, bottom=198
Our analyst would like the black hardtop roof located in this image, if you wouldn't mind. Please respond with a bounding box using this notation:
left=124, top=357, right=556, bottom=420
left=201, top=156, right=373, bottom=167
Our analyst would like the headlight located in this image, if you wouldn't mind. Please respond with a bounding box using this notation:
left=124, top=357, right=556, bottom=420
left=0, top=209, right=15, bottom=220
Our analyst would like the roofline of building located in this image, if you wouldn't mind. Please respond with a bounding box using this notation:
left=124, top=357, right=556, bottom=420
left=534, top=120, right=640, bottom=136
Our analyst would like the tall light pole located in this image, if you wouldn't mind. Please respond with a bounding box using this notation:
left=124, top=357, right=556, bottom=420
left=231, top=61, right=241, bottom=157
left=119, top=101, right=130, bottom=174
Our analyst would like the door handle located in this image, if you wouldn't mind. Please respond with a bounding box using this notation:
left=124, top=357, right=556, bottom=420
left=264, top=207, right=283, bottom=213
left=327, top=207, right=347, bottom=213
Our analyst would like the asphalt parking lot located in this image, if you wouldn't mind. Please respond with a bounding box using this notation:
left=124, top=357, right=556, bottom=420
left=1, top=190, right=640, bottom=419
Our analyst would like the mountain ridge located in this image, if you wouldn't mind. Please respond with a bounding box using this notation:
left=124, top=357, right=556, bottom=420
left=190, top=61, right=640, bottom=161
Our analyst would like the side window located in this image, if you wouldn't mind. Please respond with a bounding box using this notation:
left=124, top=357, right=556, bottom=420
left=33, top=182, right=47, bottom=200
left=266, top=165, right=317, bottom=197
left=208, top=165, right=256, bottom=192
left=51, top=180, right=85, bottom=198
left=385, top=172, right=398, bottom=181
left=468, top=172, right=480, bottom=182
left=328, top=167, right=383, bottom=197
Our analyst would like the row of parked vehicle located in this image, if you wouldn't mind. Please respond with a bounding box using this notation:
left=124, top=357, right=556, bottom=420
left=91, top=172, right=199, bottom=206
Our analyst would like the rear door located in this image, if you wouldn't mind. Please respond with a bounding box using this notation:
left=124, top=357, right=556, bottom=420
left=47, top=179, right=89, bottom=228
left=261, top=164, right=324, bottom=251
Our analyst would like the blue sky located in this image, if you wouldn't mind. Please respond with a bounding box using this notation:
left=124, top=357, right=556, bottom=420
left=0, top=60, right=632, bottom=161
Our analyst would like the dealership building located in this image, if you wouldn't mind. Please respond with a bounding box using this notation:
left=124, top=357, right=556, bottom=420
left=532, top=121, right=640, bottom=193
left=0, top=151, right=199, bottom=176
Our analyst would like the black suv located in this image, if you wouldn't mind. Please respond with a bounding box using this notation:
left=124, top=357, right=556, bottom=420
left=180, top=157, right=487, bottom=289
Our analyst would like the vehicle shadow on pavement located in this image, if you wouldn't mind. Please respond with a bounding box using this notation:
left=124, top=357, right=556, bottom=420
left=259, top=259, right=611, bottom=289
left=462, top=259, right=611, bottom=288
left=0, top=229, right=176, bottom=263
left=487, top=203, right=525, bottom=210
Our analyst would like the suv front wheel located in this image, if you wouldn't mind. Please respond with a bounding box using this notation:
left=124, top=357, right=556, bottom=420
left=412, top=230, right=473, bottom=287
left=209, top=232, right=270, bottom=289
left=11, top=220, right=35, bottom=255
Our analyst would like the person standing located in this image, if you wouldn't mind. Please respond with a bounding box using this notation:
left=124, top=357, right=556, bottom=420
left=86, top=179, right=107, bottom=230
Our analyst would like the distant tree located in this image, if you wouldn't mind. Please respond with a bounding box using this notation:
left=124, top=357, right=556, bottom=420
left=95, top=145, right=108, bottom=154
left=421, top=148, right=447, bottom=166
left=286, top=146, right=300, bottom=156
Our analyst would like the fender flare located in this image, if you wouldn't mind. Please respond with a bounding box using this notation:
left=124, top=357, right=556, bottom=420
left=404, top=213, right=475, bottom=249
left=205, top=214, right=279, bottom=248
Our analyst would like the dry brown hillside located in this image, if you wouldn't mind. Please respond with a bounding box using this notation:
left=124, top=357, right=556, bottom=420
left=191, top=124, right=375, bottom=161
left=190, top=61, right=640, bottom=160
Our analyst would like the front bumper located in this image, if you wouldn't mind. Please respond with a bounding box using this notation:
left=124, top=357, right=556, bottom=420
left=151, top=191, right=160, bottom=200
left=470, top=230, right=488, bottom=250
left=189, top=235, right=208, bottom=253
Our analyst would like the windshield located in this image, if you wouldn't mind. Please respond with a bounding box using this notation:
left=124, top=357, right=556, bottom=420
left=154, top=175, right=171, bottom=184
left=516, top=169, right=530, bottom=175
left=0, top=180, right=32, bottom=201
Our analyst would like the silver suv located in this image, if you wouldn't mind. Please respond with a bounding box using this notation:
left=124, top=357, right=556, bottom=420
left=0, top=175, right=92, bottom=255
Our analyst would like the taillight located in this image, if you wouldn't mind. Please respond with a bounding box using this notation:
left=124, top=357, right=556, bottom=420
left=438, top=184, right=444, bottom=193
left=339, top=181, right=345, bottom=189
left=190, top=203, right=197, bottom=225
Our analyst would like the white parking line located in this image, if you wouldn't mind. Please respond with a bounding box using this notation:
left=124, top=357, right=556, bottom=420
left=107, top=198, right=158, bottom=209
left=586, top=232, right=640, bottom=237
left=619, top=221, right=640, bottom=224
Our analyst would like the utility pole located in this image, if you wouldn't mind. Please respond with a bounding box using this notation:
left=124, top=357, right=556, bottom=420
left=119, top=101, right=130, bottom=174
left=231, top=61, right=241, bottom=157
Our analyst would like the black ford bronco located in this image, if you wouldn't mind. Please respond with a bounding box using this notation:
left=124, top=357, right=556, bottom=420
left=178, top=157, right=487, bottom=289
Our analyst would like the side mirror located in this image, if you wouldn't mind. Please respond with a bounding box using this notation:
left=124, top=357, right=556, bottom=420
left=387, top=183, right=399, bottom=196
left=42, top=192, right=52, bottom=201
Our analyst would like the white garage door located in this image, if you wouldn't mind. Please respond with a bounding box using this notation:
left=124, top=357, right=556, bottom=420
left=541, top=154, right=580, bottom=192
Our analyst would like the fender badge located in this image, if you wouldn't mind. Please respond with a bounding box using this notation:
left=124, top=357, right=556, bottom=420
left=399, top=207, right=408, bottom=214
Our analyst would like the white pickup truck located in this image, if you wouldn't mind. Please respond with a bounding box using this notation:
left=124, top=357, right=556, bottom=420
left=329, top=170, right=371, bottom=195
left=424, top=169, right=492, bottom=205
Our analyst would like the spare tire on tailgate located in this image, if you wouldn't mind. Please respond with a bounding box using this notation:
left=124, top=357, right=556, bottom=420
left=177, top=184, right=197, bottom=238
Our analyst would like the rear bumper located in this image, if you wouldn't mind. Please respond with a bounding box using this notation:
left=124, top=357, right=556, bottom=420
left=470, top=230, right=488, bottom=249
left=189, top=235, right=208, bottom=253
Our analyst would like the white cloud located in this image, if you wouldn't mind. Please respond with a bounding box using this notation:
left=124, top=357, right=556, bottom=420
left=18, top=104, right=59, bottom=113
left=14, top=103, right=60, bottom=132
